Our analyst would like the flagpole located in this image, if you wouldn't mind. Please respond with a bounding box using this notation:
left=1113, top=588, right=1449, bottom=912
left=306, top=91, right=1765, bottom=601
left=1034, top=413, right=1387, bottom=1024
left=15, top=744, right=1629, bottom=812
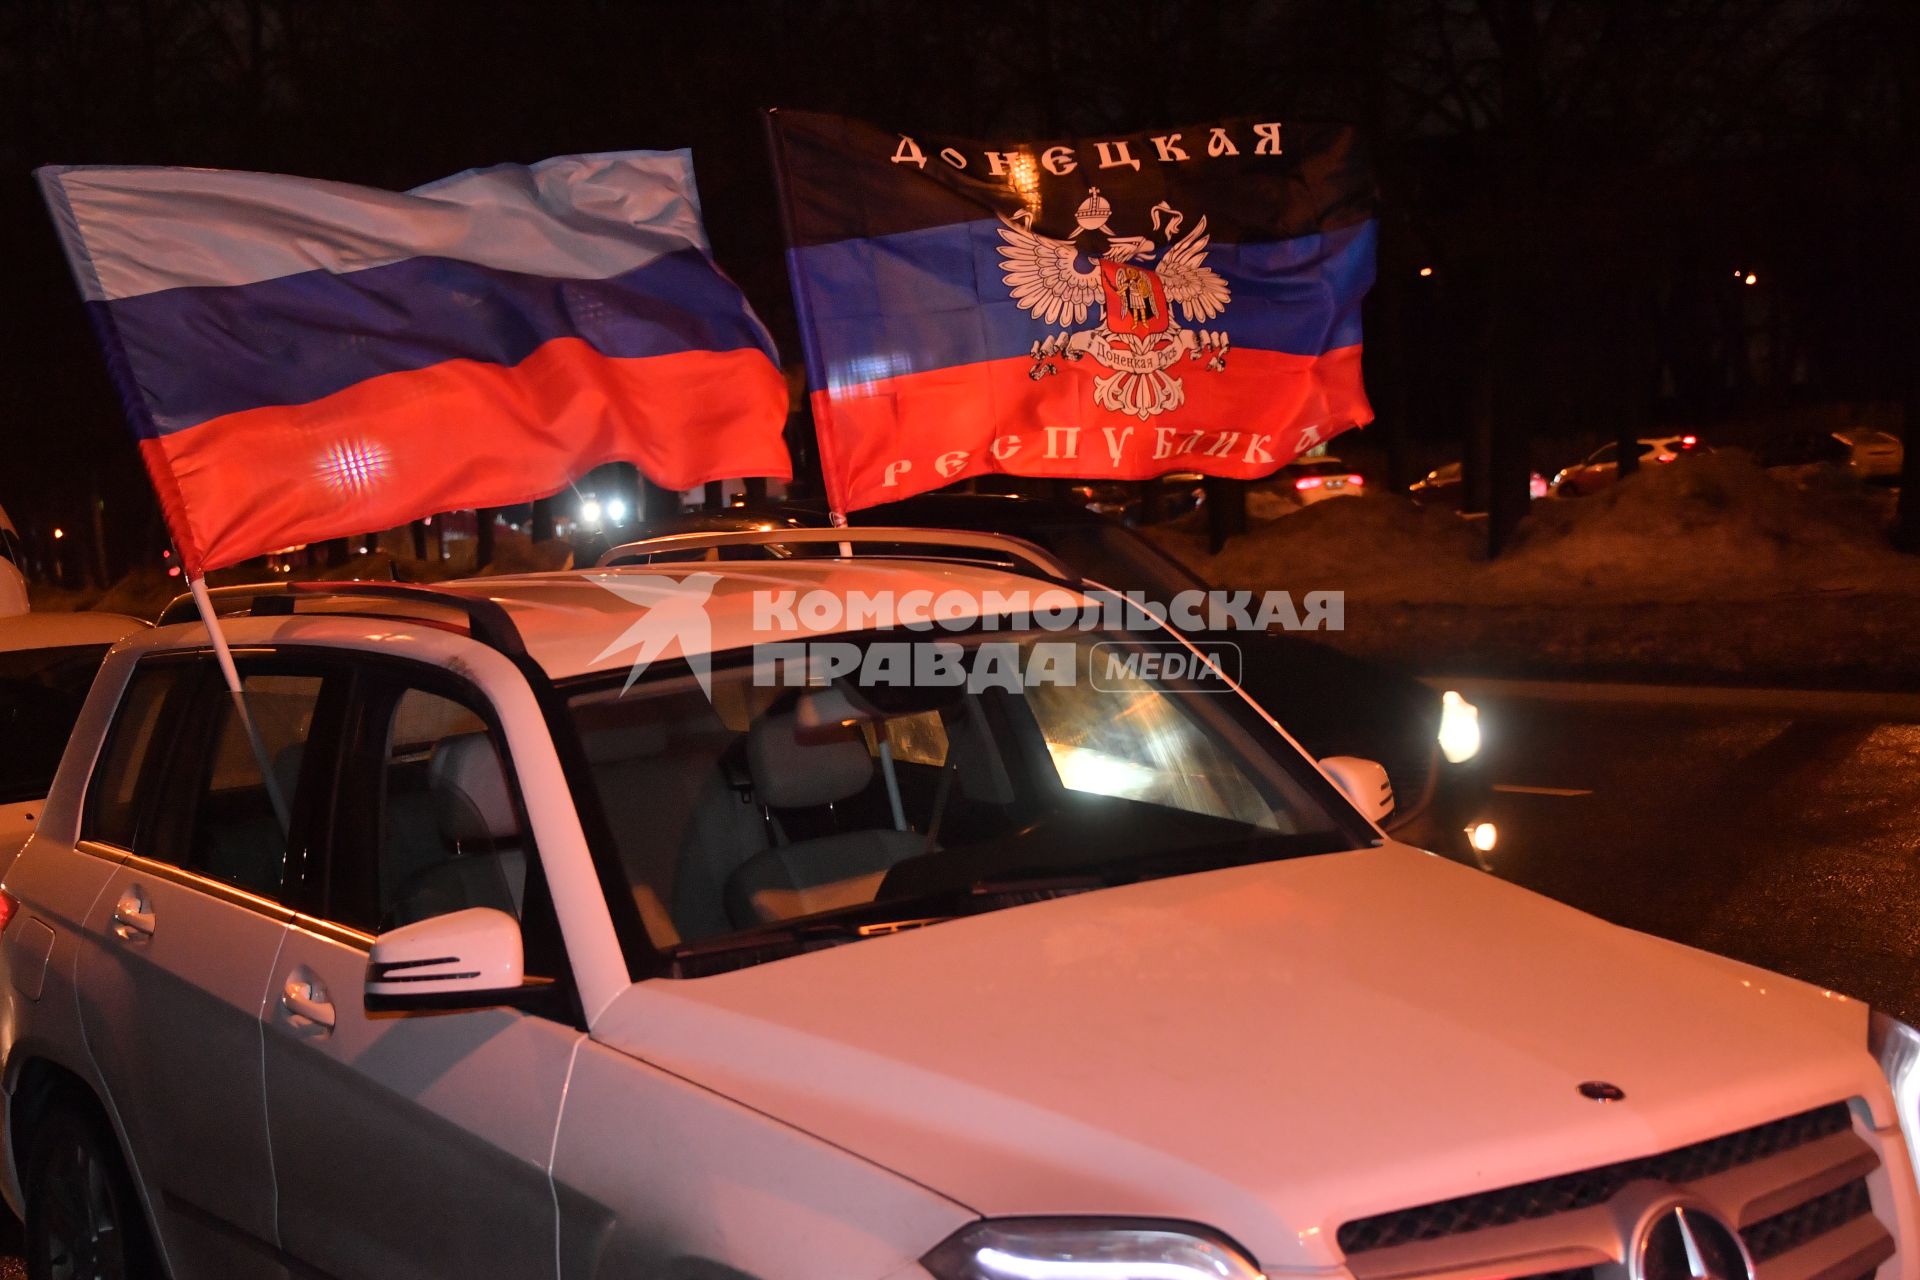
left=763, top=108, right=850, bottom=528
left=188, top=575, right=291, bottom=832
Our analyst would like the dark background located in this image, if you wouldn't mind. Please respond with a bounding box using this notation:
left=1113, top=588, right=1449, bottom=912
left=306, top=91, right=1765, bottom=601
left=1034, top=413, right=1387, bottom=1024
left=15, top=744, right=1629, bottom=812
left=2, top=0, right=1915, bottom=576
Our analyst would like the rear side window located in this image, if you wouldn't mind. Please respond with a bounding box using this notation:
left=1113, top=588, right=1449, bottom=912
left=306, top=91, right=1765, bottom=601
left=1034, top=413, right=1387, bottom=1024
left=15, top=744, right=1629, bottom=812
left=83, top=663, right=189, bottom=848
left=183, top=673, right=325, bottom=900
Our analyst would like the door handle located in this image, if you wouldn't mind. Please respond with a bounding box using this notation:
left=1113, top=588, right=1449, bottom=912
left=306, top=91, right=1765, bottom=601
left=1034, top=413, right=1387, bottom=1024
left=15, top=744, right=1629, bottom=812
left=281, top=974, right=336, bottom=1029
left=112, top=889, right=155, bottom=939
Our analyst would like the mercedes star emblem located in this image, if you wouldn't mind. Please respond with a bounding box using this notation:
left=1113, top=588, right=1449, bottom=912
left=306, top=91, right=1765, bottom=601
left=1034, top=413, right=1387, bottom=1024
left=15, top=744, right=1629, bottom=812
left=1636, top=1205, right=1754, bottom=1280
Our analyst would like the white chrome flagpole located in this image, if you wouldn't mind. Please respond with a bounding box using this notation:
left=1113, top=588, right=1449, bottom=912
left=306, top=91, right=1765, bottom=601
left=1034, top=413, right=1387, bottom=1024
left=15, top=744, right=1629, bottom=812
left=188, top=575, right=291, bottom=832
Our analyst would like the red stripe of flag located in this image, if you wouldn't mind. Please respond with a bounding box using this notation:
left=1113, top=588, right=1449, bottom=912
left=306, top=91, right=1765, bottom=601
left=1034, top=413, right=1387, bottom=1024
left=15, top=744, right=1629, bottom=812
left=144, top=339, right=789, bottom=571
left=813, top=345, right=1368, bottom=513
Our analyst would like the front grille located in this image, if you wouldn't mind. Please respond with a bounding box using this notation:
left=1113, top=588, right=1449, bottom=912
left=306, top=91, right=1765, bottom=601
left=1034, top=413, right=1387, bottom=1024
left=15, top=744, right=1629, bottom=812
left=1339, top=1103, right=1852, bottom=1255
left=1337, top=1102, right=1895, bottom=1280
left=1743, top=1179, right=1873, bottom=1263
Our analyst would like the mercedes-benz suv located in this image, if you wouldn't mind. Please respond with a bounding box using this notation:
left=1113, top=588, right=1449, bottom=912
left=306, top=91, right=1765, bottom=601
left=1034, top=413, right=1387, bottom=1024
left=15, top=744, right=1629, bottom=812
left=1, top=533, right=1914, bottom=1280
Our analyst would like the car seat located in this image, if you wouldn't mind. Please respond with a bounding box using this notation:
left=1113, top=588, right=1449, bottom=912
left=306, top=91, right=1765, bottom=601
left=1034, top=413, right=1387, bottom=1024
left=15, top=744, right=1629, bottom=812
left=724, top=712, right=924, bottom=926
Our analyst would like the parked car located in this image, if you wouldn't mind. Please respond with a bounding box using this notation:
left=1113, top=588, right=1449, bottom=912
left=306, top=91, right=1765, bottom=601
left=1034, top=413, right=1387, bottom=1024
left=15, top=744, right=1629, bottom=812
left=1273, top=455, right=1366, bottom=506
left=1406, top=460, right=1549, bottom=508
left=4, top=551, right=1914, bottom=1280
left=1835, top=429, right=1904, bottom=483
left=605, top=494, right=1493, bottom=862
left=0, top=610, right=148, bottom=871
left=1066, top=472, right=1207, bottom=524
left=1549, top=434, right=1708, bottom=497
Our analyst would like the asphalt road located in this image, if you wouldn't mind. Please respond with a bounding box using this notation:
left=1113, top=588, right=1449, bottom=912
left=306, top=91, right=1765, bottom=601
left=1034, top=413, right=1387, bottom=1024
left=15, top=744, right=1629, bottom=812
left=1465, top=680, right=1920, bottom=1024
left=0, top=682, right=1911, bottom=1270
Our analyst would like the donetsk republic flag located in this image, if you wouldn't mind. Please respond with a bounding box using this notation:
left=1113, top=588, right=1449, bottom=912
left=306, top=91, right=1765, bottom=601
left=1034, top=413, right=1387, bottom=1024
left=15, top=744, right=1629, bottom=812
left=38, top=153, right=790, bottom=574
left=769, top=110, right=1376, bottom=513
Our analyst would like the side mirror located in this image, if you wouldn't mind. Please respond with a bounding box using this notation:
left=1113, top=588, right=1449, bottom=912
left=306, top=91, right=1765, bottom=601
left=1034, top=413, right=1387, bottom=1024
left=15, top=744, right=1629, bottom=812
left=365, top=907, right=527, bottom=1014
left=1321, top=756, right=1395, bottom=825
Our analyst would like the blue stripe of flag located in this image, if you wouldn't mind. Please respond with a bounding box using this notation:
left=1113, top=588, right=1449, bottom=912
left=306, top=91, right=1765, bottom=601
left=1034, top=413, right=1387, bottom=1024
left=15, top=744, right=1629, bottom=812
left=105, top=248, right=778, bottom=436
left=789, top=218, right=1375, bottom=394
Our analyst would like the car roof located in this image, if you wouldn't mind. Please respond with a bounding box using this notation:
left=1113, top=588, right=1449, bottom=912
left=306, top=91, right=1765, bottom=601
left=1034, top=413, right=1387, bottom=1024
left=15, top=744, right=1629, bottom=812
left=140, top=561, right=1088, bottom=682
left=0, top=610, right=149, bottom=652
left=627, top=492, right=1111, bottom=541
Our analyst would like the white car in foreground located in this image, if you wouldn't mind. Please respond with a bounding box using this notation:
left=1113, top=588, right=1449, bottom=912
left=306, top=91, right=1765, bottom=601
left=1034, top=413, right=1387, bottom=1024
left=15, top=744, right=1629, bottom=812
left=0, top=533, right=1916, bottom=1280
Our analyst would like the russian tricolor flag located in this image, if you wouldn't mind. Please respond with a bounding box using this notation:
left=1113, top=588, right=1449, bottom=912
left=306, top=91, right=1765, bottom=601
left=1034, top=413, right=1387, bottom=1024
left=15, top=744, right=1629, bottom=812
left=39, top=152, right=789, bottom=573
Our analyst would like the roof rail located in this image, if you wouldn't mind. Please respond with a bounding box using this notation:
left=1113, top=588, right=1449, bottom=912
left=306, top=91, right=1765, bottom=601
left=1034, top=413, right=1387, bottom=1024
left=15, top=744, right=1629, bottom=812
left=596, top=527, right=1080, bottom=583
left=250, top=581, right=527, bottom=658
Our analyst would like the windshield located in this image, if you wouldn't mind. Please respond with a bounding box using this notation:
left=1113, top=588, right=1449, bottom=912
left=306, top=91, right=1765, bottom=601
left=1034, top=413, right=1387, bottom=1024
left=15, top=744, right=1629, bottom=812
left=564, top=627, right=1362, bottom=975
left=0, top=643, right=112, bottom=804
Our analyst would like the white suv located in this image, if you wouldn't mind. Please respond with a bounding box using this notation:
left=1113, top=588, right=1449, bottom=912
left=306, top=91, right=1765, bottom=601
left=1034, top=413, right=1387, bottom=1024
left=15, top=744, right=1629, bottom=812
left=1, top=535, right=1916, bottom=1280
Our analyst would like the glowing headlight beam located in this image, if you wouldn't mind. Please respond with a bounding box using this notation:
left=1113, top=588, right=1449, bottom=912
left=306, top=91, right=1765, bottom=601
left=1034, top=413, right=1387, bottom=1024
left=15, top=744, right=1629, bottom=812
left=925, top=1222, right=1264, bottom=1280
left=976, top=1248, right=1237, bottom=1280
left=1438, top=690, right=1482, bottom=764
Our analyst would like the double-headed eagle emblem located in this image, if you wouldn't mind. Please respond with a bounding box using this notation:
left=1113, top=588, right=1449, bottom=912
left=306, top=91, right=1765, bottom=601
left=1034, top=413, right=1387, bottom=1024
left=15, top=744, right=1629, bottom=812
left=997, top=188, right=1231, bottom=419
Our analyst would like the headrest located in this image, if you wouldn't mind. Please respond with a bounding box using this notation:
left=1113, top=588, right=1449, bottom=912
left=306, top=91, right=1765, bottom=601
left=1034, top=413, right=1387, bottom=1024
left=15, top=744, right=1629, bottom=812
left=429, top=733, right=519, bottom=847
left=581, top=721, right=671, bottom=765
left=748, top=712, right=871, bottom=808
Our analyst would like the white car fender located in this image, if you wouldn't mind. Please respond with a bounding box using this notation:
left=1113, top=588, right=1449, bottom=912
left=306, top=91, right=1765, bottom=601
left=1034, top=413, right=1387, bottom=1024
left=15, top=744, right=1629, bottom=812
left=551, top=1036, right=973, bottom=1280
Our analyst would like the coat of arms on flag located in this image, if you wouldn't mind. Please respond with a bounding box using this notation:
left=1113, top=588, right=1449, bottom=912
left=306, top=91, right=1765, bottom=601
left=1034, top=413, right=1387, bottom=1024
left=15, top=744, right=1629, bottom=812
left=999, top=188, right=1231, bottom=418
left=768, top=110, right=1377, bottom=515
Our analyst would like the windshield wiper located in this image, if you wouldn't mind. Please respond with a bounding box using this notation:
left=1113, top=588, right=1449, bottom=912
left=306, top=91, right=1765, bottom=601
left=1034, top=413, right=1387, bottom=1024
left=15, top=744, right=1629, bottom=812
left=665, top=879, right=1108, bottom=974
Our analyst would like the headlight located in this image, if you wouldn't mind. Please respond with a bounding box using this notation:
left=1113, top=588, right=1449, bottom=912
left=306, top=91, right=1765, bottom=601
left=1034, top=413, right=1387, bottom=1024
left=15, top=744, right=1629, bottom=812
left=1872, top=1010, right=1920, bottom=1167
left=922, top=1219, right=1264, bottom=1280
left=1438, top=690, right=1482, bottom=764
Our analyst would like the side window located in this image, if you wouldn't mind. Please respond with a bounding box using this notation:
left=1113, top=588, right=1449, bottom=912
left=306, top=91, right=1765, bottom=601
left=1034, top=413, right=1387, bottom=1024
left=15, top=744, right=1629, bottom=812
left=1589, top=443, right=1618, bottom=465
left=372, top=689, right=514, bottom=930
left=182, top=672, right=325, bottom=900
left=82, top=663, right=190, bottom=849
left=321, top=676, right=566, bottom=990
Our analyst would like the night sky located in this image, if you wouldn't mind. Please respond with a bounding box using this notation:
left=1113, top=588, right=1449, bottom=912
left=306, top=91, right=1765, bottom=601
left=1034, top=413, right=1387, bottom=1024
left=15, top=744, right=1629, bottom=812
left=3, top=0, right=1913, bottom=570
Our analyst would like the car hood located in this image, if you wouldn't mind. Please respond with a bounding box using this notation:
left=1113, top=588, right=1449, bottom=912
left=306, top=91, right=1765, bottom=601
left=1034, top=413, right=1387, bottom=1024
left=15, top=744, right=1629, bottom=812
left=590, top=846, right=1881, bottom=1270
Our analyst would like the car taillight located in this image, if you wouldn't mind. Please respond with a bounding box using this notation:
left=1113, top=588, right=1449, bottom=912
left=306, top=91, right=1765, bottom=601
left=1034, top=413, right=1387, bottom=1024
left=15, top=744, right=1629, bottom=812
left=1296, top=477, right=1323, bottom=490
left=1680, top=434, right=1699, bottom=447
left=0, top=890, right=17, bottom=933
left=1345, top=474, right=1365, bottom=486
left=1657, top=452, right=1676, bottom=462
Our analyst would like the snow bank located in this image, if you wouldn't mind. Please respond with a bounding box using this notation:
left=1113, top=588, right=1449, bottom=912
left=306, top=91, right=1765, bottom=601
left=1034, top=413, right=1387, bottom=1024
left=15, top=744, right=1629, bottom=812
left=1155, top=451, right=1920, bottom=606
